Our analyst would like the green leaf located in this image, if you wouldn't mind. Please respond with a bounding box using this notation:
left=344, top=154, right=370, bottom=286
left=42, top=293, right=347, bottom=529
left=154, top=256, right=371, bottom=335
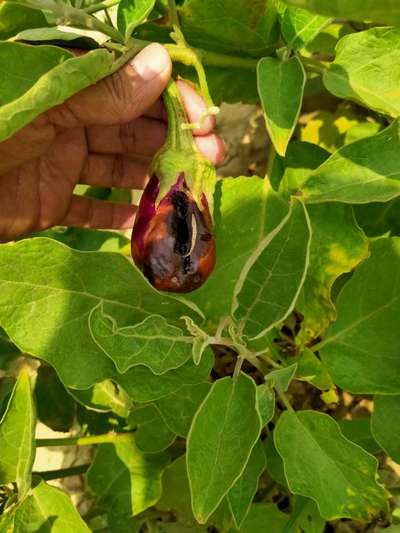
left=13, top=478, right=91, bottom=533
left=187, top=373, right=261, bottom=524
left=154, top=383, right=211, bottom=437
left=290, top=496, right=326, bottom=533
left=266, top=364, right=297, bottom=392
left=35, top=366, right=76, bottom=432
left=0, top=371, right=35, bottom=498
left=233, top=199, right=311, bottom=340
left=227, top=440, right=266, bottom=528
left=34, top=227, right=130, bottom=252
left=90, top=304, right=192, bottom=374
left=189, top=177, right=289, bottom=326
left=129, top=404, right=176, bottom=453
left=281, top=0, right=400, bottom=28
left=340, top=419, right=380, bottom=455
left=324, top=28, right=400, bottom=117
left=115, top=349, right=214, bottom=402
left=117, top=0, right=156, bottom=39
left=297, top=204, right=369, bottom=345
left=13, top=27, right=99, bottom=48
left=87, top=434, right=168, bottom=516
left=371, top=395, right=400, bottom=463
left=69, top=380, right=132, bottom=418
left=320, top=238, right=400, bottom=394
left=295, top=349, right=333, bottom=391
left=355, top=198, right=400, bottom=238
left=281, top=6, right=331, bottom=50
left=0, top=2, right=48, bottom=40
left=263, top=435, right=287, bottom=487
left=302, top=120, right=400, bottom=204
left=180, top=0, right=279, bottom=57
left=239, top=503, right=290, bottom=532
left=256, top=384, right=275, bottom=426
left=0, top=238, right=189, bottom=388
left=275, top=410, right=387, bottom=520
left=258, top=56, right=306, bottom=156
left=0, top=43, right=113, bottom=142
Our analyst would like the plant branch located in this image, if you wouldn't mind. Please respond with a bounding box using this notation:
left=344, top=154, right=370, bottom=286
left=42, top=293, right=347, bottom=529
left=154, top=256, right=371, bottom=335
left=276, top=389, right=294, bottom=412
left=84, top=0, right=120, bottom=14
left=35, top=432, right=134, bottom=447
left=34, top=464, right=89, bottom=481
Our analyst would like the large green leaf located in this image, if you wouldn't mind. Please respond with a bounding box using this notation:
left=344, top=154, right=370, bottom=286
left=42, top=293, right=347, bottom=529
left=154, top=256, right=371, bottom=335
left=117, top=0, right=156, bottom=39
left=297, top=203, right=368, bottom=346
left=13, top=28, right=100, bottom=49
left=371, top=395, right=400, bottom=463
left=0, top=43, right=113, bottom=142
left=281, top=6, right=331, bottom=51
left=239, top=503, right=290, bottom=532
left=302, top=120, right=400, bottom=204
left=13, top=479, right=90, bottom=533
left=233, top=199, right=311, bottom=339
left=324, top=28, right=400, bottom=117
left=189, top=177, right=289, bottom=326
left=89, top=304, right=192, bottom=374
left=154, top=383, right=211, bottom=437
left=280, top=0, right=400, bottom=26
left=0, top=2, right=47, bottom=40
left=0, top=238, right=189, bottom=389
left=115, top=349, right=213, bottom=402
left=340, top=419, right=380, bottom=455
left=187, top=373, right=261, bottom=524
left=227, top=440, right=266, bottom=529
left=87, top=434, right=169, bottom=517
left=129, top=404, right=176, bottom=453
left=258, top=56, right=306, bottom=156
left=0, top=371, right=35, bottom=499
left=275, top=410, right=387, bottom=520
left=319, top=238, right=400, bottom=394
left=180, top=0, right=279, bottom=57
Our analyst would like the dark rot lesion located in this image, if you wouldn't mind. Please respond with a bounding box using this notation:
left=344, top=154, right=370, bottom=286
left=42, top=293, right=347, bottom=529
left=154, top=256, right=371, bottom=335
left=131, top=175, right=216, bottom=293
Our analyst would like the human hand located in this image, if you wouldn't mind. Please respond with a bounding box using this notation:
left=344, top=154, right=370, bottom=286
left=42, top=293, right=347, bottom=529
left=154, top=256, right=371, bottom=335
left=0, top=43, right=225, bottom=242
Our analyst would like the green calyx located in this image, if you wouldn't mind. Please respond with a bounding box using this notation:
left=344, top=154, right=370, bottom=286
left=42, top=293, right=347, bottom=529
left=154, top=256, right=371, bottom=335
left=152, top=80, right=217, bottom=216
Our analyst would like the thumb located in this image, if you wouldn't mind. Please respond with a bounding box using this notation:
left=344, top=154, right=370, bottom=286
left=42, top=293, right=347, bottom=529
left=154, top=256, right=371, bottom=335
left=48, top=43, right=172, bottom=127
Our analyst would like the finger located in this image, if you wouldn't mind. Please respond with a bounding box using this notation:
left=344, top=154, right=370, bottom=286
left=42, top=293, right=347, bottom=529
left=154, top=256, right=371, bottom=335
left=80, top=154, right=149, bottom=189
left=47, top=43, right=172, bottom=128
left=86, top=117, right=166, bottom=157
left=195, top=134, right=227, bottom=166
left=60, top=195, right=137, bottom=229
left=176, top=80, right=216, bottom=136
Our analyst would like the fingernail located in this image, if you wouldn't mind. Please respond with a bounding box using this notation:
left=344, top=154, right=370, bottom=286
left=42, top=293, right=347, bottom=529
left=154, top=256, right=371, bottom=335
left=131, top=43, right=171, bottom=82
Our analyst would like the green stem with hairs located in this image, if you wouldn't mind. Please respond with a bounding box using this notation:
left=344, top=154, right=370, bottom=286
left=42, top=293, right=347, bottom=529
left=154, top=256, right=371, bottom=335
left=84, top=0, right=120, bottom=14
left=35, top=432, right=134, bottom=447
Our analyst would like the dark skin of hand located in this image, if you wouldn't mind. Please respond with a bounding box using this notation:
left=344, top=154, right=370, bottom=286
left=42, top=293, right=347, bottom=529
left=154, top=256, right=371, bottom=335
left=0, top=43, right=225, bottom=242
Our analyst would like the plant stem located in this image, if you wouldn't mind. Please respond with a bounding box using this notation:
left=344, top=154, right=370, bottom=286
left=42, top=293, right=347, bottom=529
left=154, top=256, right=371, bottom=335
left=84, top=0, right=120, bottom=14
left=300, top=55, right=329, bottom=75
left=168, top=0, right=180, bottom=29
left=34, top=464, right=89, bottom=481
left=276, top=389, right=294, bottom=412
left=256, top=351, right=281, bottom=369
left=35, top=432, right=134, bottom=448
